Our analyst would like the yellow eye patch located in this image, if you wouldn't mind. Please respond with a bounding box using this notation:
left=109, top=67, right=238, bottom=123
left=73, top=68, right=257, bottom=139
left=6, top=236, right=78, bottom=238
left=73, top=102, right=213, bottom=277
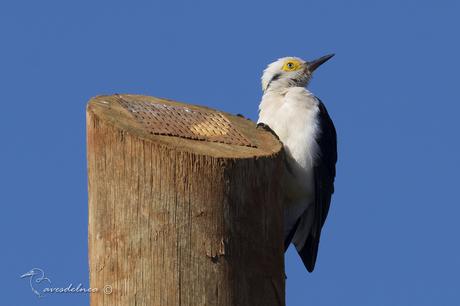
left=282, top=59, right=302, bottom=72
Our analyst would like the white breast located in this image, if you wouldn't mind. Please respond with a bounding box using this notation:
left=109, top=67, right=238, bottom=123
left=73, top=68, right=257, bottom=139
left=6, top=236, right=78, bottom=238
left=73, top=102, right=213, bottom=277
left=258, top=87, right=320, bottom=197
left=259, top=87, right=320, bottom=168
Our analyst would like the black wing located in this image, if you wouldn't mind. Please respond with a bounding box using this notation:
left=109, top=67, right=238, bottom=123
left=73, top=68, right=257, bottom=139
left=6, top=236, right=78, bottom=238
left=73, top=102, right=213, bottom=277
left=298, top=99, right=337, bottom=272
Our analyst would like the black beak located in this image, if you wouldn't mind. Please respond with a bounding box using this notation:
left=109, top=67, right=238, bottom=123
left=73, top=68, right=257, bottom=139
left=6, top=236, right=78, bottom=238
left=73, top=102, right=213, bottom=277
left=306, top=53, right=335, bottom=73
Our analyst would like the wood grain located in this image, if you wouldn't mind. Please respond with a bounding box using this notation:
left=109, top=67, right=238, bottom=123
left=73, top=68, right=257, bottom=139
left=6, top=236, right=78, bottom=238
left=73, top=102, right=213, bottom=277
left=87, top=94, right=285, bottom=306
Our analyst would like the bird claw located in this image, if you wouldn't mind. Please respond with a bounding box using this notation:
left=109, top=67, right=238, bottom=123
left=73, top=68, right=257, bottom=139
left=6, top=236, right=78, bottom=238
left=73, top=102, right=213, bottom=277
left=236, top=113, right=251, bottom=121
left=257, top=122, right=280, bottom=140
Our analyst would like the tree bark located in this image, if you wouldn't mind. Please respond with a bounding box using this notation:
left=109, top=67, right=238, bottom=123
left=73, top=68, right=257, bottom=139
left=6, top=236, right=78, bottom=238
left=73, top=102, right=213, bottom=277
left=87, top=94, right=284, bottom=306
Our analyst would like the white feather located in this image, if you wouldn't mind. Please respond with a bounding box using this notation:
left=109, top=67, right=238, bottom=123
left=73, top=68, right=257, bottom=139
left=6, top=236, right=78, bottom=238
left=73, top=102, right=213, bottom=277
left=258, top=87, right=320, bottom=193
left=258, top=57, right=321, bottom=249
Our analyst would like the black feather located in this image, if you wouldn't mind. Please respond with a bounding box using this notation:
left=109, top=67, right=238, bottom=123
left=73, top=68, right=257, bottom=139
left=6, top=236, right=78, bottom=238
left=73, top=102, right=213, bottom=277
left=297, top=99, right=337, bottom=272
left=266, top=73, right=282, bottom=91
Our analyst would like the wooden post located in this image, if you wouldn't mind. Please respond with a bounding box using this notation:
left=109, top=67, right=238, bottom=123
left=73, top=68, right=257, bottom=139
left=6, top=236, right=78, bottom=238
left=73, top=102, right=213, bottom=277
left=87, top=94, right=284, bottom=306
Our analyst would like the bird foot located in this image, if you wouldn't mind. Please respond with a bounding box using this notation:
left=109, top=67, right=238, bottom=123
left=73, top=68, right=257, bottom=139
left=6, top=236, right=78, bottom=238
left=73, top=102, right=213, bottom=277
left=236, top=113, right=252, bottom=121
left=257, top=122, right=280, bottom=140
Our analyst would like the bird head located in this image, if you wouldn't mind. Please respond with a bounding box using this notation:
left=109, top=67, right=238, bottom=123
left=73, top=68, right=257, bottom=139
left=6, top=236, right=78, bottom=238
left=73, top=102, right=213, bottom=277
left=20, top=268, right=42, bottom=278
left=261, top=54, right=334, bottom=93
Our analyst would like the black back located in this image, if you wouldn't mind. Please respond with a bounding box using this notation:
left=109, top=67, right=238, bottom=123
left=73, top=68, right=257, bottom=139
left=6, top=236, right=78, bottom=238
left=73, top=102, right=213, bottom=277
left=296, top=99, right=337, bottom=272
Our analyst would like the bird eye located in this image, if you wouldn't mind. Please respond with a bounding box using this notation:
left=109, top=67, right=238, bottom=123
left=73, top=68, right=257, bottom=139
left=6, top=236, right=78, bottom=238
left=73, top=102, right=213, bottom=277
left=282, top=60, right=300, bottom=71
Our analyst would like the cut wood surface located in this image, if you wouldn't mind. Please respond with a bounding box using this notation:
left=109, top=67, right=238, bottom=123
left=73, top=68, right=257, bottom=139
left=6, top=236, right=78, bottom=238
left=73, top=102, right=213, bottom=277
left=87, top=94, right=285, bottom=306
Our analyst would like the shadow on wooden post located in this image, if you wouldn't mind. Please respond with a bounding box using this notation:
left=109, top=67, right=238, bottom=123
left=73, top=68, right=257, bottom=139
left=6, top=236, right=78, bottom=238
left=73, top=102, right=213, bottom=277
left=87, top=94, right=285, bottom=306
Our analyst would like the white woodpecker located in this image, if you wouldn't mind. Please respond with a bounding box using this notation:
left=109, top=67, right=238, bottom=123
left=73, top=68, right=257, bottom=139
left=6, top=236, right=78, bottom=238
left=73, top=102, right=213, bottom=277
left=257, top=54, right=337, bottom=272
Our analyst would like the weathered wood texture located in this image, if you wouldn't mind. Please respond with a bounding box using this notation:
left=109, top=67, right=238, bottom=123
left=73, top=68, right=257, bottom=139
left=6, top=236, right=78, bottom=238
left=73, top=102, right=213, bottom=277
left=87, top=94, right=284, bottom=306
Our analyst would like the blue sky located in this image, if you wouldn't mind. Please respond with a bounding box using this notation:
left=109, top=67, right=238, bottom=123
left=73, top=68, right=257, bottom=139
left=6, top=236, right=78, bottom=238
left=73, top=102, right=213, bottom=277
left=1, top=0, right=459, bottom=305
